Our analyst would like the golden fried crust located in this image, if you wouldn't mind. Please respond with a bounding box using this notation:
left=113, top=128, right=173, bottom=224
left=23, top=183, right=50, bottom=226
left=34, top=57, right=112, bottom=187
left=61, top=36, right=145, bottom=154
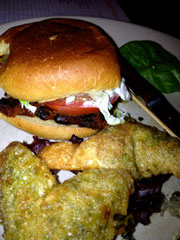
left=68, top=122, right=140, bottom=178
left=71, top=122, right=180, bottom=179
left=0, top=143, right=134, bottom=240
left=38, top=141, right=80, bottom=169
left=0, top=18, right=121, bottom=101
left=133, top=125, right=180, bottom=178
left=39, top=121, right=180, bottom=179
left=0, top=153, right=2, bottom=167
left=39, top=122, right=140, bottom=178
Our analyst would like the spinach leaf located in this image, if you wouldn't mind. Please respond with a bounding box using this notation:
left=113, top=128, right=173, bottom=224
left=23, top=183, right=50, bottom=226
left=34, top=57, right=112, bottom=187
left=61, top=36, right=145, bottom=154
left=119, top=40, right=180, bottom=93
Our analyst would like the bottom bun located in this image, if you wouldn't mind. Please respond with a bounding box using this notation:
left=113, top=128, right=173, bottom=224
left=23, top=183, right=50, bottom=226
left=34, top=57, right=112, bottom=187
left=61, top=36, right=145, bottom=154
left=0, top=114, right=99, bottom=140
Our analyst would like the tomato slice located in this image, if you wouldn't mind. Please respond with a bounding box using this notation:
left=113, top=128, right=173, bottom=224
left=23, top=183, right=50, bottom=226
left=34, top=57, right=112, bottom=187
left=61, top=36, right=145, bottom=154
left=45, top=93, right=119, bottom=116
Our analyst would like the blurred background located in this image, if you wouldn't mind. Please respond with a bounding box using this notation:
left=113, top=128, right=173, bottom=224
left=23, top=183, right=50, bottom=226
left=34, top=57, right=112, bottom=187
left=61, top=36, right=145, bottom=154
left=0, top=0, right=179, bottom=39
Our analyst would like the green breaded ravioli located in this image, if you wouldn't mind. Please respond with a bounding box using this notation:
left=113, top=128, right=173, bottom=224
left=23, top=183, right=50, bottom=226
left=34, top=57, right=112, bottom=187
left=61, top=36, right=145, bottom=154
left=0, top=143, right=134, bottom=240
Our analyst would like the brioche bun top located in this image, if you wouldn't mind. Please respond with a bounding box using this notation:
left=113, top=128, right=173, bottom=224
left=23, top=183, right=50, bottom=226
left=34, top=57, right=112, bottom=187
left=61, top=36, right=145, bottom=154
left=0, top=18, right=121, bottom=102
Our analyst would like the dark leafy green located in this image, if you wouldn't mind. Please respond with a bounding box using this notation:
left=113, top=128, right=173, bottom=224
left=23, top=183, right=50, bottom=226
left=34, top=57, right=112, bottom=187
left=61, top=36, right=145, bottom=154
left=119, top=40, right=180, bottom=93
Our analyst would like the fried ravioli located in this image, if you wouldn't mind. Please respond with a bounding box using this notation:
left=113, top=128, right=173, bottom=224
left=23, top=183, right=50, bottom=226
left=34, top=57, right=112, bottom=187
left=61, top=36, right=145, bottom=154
left=39, top=122, right=180, bottom=179
left=0, top=143, right=134, bottom=240
left=38, top=141, right=80, bottom=169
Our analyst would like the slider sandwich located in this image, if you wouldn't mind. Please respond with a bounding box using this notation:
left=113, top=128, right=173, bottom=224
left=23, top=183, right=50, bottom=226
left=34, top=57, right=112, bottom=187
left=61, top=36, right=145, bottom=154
left=0, top=18, right=130, bottom=140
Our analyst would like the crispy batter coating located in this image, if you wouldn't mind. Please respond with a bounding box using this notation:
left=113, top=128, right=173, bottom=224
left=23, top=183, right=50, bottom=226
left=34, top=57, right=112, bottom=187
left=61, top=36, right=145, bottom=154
left=0, top=142, right=58, bottom=239
left=38, top=141, right=79, bottom=169
left=39, top=122, right=180, bottom=179
left=0, top=143, right=134, bottom=240
left=133, top=124, right=180, bottom=178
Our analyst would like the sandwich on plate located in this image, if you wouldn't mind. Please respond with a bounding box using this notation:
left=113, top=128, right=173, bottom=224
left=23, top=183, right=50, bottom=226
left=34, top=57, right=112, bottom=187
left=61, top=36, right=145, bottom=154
left=0, top=18, right=130, bottom=140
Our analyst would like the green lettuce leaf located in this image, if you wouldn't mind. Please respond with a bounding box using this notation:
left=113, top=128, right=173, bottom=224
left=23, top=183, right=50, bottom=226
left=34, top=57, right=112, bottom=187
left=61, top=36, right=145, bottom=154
left=119, top=40, right=180, bottom=93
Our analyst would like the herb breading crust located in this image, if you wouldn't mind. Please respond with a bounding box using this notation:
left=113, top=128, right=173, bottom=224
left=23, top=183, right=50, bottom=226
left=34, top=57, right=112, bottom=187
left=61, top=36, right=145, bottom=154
left=0, top=143, right=134, bottom=240
left=39, top=122, right=180, bottom=179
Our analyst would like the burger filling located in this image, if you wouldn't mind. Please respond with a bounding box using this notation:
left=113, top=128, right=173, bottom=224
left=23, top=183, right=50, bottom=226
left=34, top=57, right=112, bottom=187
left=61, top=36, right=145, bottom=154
left=0, top=79, right=130, bottom=130
left=0, top=39, right=131, bottom=130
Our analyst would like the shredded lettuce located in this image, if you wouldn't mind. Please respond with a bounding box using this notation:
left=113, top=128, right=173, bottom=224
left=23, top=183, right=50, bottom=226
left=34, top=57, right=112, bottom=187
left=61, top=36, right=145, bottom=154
left=63, top=80, right=130, bottom=125
left=104, top=78, right=131, bottom=102
left=19, top=80, right=130, bottom=125
left=118, top=77, right=131, bottom=101
left=0, top=40, right=10, bottom=56
left=65, top=95, right=75, bottom=103
left=19, top=100, right=37, bottom=113
left=88, top=80, right=130, bottom=125
left=89, top=91, right=126, bottom=125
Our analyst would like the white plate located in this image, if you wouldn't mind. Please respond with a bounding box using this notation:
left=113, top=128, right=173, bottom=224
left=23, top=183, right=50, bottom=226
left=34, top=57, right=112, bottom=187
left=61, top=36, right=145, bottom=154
left=0, top=16, right=180, bottom=240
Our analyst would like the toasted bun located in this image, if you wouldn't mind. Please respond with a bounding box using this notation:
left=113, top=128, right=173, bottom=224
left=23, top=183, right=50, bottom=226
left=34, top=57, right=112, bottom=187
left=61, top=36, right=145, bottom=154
left=0, top=113, right=98, bottom=140
left=0, top=18, right=121, bottom=102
